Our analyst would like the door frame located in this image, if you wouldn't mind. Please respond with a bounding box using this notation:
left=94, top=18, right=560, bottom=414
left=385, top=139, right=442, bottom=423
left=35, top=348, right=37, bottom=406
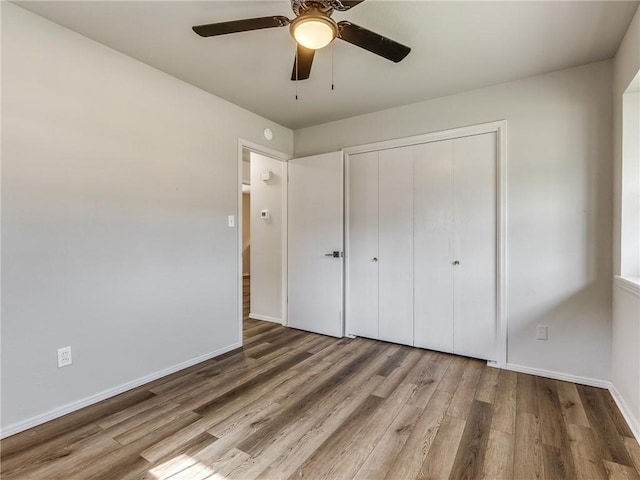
left=342, top=120, right=508, bottom=368
left=237, top=139, right=291, bottom=345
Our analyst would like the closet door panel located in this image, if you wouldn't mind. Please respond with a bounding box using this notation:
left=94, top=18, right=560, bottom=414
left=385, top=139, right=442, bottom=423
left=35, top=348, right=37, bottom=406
left=347, top=152, right=379, bottom=339
left=453, top=133, right=497, bottom=360
left=378, top=146, right=414, bottom=346
left=413, top=140, right=454, bottom=353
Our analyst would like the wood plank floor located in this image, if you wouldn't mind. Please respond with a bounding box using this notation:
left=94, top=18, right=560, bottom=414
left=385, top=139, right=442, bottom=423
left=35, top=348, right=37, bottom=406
left=2, top=320, right=639, bottom=479
left=243, top=275, right=250, bottom=322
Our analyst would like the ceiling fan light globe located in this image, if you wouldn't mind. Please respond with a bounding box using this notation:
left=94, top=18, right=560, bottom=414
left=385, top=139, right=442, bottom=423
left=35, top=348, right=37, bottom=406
left=291, top=16, right=337, bottom=50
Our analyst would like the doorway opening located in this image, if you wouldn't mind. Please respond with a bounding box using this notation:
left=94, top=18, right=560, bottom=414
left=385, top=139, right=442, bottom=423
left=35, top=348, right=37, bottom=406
left=241, top=151, right=251, bottom=324
left=238, top=141, right=289, bottom=344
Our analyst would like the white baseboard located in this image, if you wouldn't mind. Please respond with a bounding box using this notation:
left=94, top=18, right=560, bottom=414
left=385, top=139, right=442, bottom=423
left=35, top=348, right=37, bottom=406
left=249, top=313, right=283, bottom=324
left=0, top=342, right=242, bottom=440
left=609, top=383, right=640, bottom=444
left=505, top=363, right=610, bottom=388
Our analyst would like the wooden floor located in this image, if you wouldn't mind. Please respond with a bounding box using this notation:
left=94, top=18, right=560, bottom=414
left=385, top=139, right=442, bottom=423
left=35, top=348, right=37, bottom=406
left=2, top=320, right=640, bottom=480
left=243, top=275, right=250, bottom=322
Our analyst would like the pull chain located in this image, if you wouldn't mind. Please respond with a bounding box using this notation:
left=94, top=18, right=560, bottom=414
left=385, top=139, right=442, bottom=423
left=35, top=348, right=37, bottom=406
left=295, top=45, right=299, bottom=100
left=331, top=42, right=335, bottom=91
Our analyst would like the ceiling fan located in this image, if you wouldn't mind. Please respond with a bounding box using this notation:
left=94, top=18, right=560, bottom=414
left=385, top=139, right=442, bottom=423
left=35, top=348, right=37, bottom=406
left=192, top=0, right=411, bottom=81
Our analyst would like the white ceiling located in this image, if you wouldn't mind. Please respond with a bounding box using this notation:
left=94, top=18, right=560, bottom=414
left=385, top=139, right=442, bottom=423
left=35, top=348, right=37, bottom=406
left=14, top=1, right=639, bottom=129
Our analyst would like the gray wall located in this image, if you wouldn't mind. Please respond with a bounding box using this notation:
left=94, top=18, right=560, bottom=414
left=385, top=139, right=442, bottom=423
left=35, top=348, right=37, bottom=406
left=296, top=60, right=614, bottom=382
left=1, top=3, right=293, bottom=432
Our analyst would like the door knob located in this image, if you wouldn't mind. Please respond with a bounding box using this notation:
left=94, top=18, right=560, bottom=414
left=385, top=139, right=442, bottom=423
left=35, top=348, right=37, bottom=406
left=453, top=260, right=460, bottom=265
left=372, top=257, right=378, bottom=262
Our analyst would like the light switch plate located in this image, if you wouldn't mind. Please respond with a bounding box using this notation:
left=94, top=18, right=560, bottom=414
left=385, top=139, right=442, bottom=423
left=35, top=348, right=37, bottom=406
left=227, top=215, right=235, bottom=228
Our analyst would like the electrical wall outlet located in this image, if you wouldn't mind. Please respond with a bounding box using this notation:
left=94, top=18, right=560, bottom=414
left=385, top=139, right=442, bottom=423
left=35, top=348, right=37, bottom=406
left=58, top=346, right=72, bottom=367
left=536, top=325, right=548, bottom=341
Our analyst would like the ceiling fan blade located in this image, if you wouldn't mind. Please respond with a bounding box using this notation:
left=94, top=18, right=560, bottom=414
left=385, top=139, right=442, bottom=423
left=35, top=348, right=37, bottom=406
left=291, top=44, right=315, bottom=81
left=332, top=0, right=366, bottom=11
left=337, top=21, right=410, bottom=63
left=193, top=16, right=290, bottom=37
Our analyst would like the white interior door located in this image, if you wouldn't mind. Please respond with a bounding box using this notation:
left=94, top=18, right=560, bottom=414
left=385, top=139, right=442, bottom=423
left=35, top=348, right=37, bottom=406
left=414, top=140, right=455, bottom=353
left=378, top=146, right=414, bottom=346
left=288, top=151, right=344, bottom=337
left=346, top=151, right=379, bottom=339
left=453, top=133, right=497, bottom=360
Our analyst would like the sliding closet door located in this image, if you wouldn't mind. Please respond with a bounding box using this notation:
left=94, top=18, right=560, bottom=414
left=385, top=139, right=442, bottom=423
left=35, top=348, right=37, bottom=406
left=347, top=151, right=379, bottom=339
left=413, top=140, right=455, bottom=353
left=453, top=133, right=497, bottom=360
left=378, top=146, right=414, bottom=345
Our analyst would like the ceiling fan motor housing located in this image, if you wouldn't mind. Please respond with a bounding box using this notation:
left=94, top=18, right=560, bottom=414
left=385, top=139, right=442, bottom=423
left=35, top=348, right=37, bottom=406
left=291, top=0, right=335, bottom=17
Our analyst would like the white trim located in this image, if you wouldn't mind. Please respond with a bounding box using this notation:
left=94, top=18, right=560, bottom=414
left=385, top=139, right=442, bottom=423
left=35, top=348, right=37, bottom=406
left=609, top=383, right=640, bottom=443
left=341, top=151, right=346, bottom=337
left=238, top=141, right=245, bottom=344
left=343, top=148, right=353, bottom=337
left=615, top=275, right=640, bottom=297
left=282, top=161, right=289, bottom=327
left=237, top=139, right=291, bottom=336
left=0, top=342, right=241, bottom=439
left=505, top=363, right=610, bottom=388
left=239, top=139, right=292, bottom=163
left=249, top=313, right=283, bottom=324
left=342, top=120, right=508, bottom=156
left=496, top=122, right=508, bottom=369
left=343, top=120, right=508, bottom=367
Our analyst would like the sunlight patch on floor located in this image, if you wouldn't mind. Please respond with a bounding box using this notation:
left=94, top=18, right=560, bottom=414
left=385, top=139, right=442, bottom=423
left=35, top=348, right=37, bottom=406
left=149, top=454, right=229, bottom=480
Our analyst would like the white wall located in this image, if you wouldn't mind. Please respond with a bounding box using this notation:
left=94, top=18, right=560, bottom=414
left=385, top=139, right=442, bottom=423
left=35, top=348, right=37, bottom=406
left=242, top=193, right=251, bottom=276
left=296, top=60, right=614, bottom=382
left=611, top=5, right=640, bottom=440
left=1, top=3, right=293, bottom=434
left=249, top=152, right=284, bottom=322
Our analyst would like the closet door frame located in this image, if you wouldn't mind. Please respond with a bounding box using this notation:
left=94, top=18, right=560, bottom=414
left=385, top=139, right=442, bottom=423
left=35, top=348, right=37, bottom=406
left=343, top=120, right=508, bottom=368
